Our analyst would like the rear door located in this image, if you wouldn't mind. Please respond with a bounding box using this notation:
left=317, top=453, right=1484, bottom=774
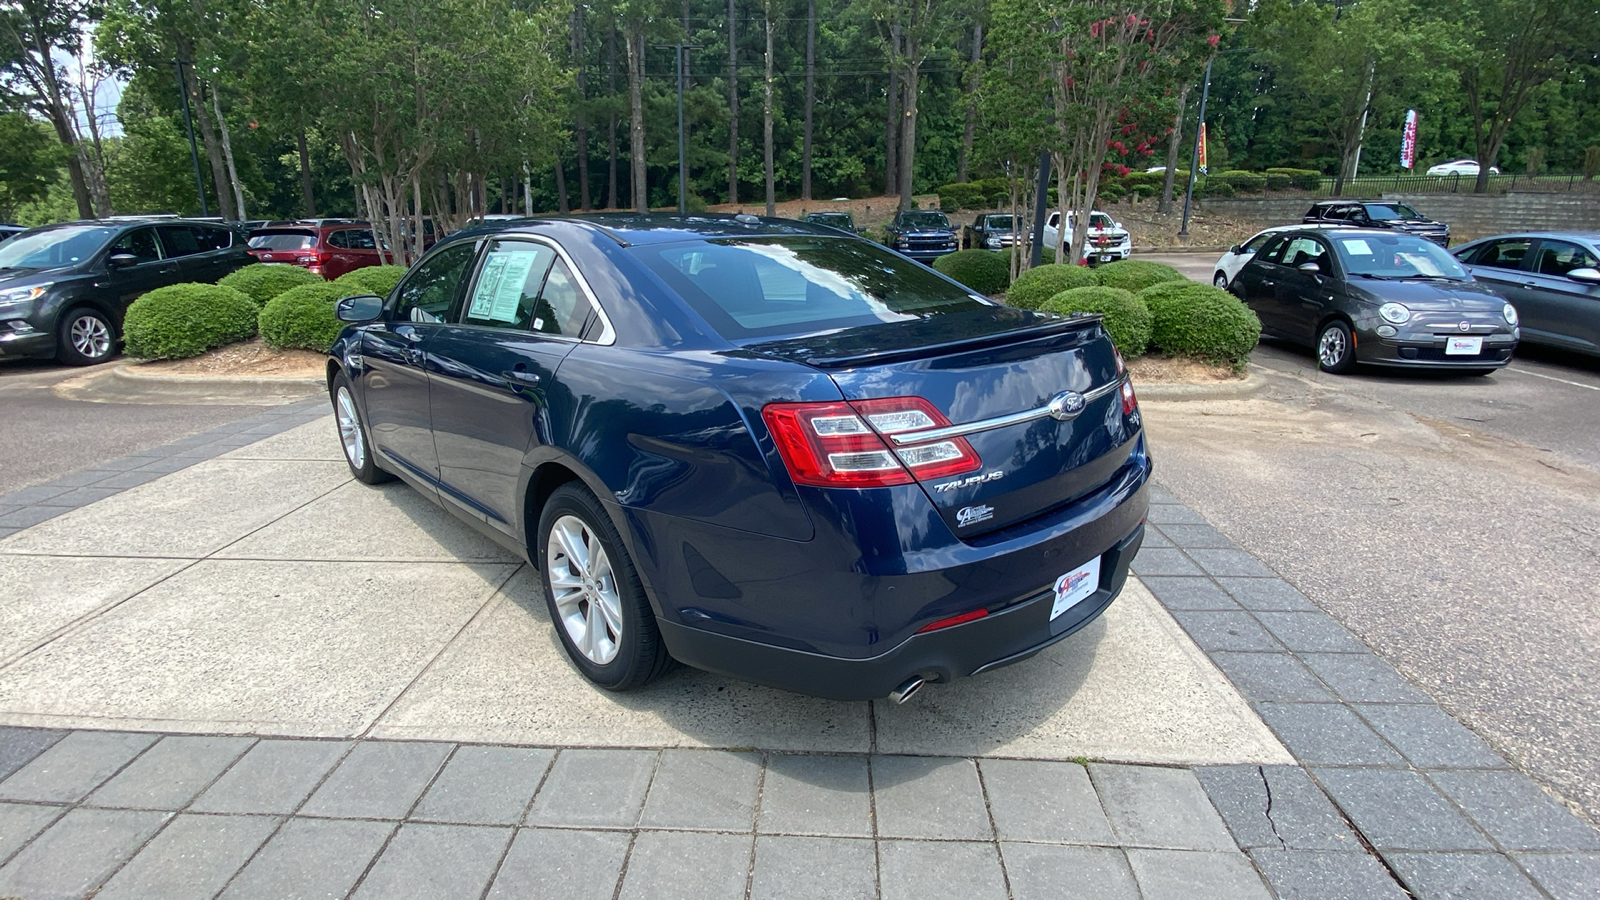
left=1235, top=235, right=1292, bottom=334
left=1271, top=235, right=1333, bottom=343
left=426, top=237, right=588, bottom=533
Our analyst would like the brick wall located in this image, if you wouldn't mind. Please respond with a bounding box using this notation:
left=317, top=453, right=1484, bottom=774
left=1201, top=191, right=1600, bottom=242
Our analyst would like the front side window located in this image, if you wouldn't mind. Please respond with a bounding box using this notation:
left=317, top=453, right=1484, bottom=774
left=1332, top=233, right=1468, bottom=281
left=461, top=241, right=556, bottom=331
left=1532, top=240, right=1600, bottom=277
left=636, top=236, right=989, bottom=340
left=110, top=228, right=162, bottom=265
left=1279, top=237, right=1329, bottom=270
left=393, top=242, right=477, bottom=323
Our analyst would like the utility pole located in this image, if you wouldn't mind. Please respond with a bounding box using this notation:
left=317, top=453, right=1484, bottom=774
left=656, top=43, right=699, bottom=213
left=1178, top=56, right=1212, bottom=238
left=174, top=60, right=208, bottom=217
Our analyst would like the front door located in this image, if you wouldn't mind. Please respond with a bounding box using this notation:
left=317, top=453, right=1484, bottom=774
left=98, top=227, right=174, bottom=314
left=359, top=241, right=479, bottom=489
left=1522, top=239, right=1600, bottom=353
left=427, top=238, right=595, bottom=535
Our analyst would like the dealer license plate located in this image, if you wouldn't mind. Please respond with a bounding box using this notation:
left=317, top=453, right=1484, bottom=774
left=1050, top=556, right=1103, bottom=621
left=1445, top=336, right=1483, bottom=355
left=1099, top=254, right=1114, bottom=263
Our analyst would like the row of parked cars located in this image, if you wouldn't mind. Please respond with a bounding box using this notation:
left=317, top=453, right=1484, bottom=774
left=1209, top=201, right=1599, bottom=373
left=802, top=209, right=1133, bottom=265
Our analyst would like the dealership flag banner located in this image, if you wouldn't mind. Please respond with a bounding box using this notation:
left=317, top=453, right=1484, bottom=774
left=1401, top=109, right=1418, bottom=170
left=1197, top=123, right=1208, bottom=175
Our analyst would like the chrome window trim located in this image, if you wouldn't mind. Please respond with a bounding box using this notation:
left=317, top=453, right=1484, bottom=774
left=461, top=234, right=617, bottom=345
left=886, top=378, right=1125, bottom=447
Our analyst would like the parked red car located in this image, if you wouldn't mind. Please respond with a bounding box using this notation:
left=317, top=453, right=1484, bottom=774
left=246, top=219, right=437, bottom=280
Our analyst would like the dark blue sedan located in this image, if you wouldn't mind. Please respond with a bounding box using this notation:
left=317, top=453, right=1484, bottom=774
left=327, top=214, right=1150, bottom=702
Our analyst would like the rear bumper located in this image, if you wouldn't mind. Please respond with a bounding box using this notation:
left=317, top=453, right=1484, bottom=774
left=657, top=520, right=1146, bottom=701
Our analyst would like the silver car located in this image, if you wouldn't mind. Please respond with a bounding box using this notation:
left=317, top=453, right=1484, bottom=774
left=1453, top=232, right=1600, bottom=357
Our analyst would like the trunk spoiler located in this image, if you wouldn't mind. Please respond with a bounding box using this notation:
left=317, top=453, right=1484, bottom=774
left=743, top=312, right=1103, bottom=370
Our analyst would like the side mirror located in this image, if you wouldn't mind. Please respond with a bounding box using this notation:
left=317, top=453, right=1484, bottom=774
left=107, top=253, right=139, bottom=268
left=335, top=294, right=385, bottom=323
left=1229, top=244, right=1243, bottom=254
left=1297, top=262, right=1322, bottom=274
left=1567, top=267, right=1600, bottom=284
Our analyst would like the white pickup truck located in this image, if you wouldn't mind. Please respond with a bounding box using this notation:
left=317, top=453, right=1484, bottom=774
left=1042, top=211, right=1132, bottom=265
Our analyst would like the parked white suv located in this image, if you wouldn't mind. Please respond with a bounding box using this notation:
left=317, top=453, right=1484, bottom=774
left=1042, top=211, right=1132, bottom=265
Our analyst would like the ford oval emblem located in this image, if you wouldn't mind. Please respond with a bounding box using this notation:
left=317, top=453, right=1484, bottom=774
left=1048, top=390, right=1087, bottom=420
left=1459, top=321, right=1471, bottom=332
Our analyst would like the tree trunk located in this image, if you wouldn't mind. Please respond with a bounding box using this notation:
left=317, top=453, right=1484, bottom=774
left=45, top=109, right=93, bottom=220
left=187, top=69, right=236, bottom=220
left=607, top=27, right=619, bottom=210
left=898, top=55, right=919, bottom=212
left=801, top=0, right=816, bottom=200
left=884, top=24, right=901, bottom=197
left=727, top=0, right=740, bottom=204
left=1158, top=82, right=1188, bottom=213
left=298, top=130, right=317, bottom=216
left=211, top=85, right=247, bottom=221
left=958, top=22, right=982, bottom=183
left=573, top=6, right=591, bottom=210
left=764, top=9, right=776, bottom=217
left=626, top=26, right=648, bottom=212
left=412, top=176, right=425, bottom=260
left=556, top=153, right=570, bottom=212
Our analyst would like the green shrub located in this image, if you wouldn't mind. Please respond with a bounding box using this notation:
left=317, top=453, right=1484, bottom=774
left=1215, top=170, right=1266, bottom=193
left=1092, top=259, right=1186, bottom=293
left=1266, top=167, right=1323, bottom=190
left=936, top=182, right=985, bottom=211
left=1264, top=172, right=1292, bottom=191
left=1199, top=180, right=1236, bottom=198
left=1037, top=246, right=1057, bottom=266
left=124, top=283, right=258, bottom=360
left=1139, top=281, right=1261, bottom=368
left=334, top=264, right=408, bottom=298
left=1005, top=263, right=1096, bottom=309
left=1097, top=182, right=1126, bottom=203
left=219, top=263, right=323, bottom=308
left=1041, top=286, right=1151, bottom=358
left=258, top=282, right=361, bottom=352
left=933, top=249, right=1011, bottom=295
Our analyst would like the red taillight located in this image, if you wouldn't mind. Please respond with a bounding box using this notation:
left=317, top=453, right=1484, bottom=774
left=762, top=397, right=981, bottom=488
left=917, top=607, right=989, bottom=633
left=1121, top=378, right=1138, bottom=415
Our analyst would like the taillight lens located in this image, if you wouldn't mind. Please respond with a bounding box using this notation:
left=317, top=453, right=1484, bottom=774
left=1121, top=378, right=1138, bottom=415
left=763, top=397, right=981, bottom=488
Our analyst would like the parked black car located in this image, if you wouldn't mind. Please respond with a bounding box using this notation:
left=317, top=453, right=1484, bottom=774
left=884, top=210, right=959, bottom=262
left=963, top=213, right=1021, bottom=251
left=1302, top=201, right=1450, bottom=247
left=0, top=219, right=250, bottom=365
left=1231, top=228, right=1518, bottom=374
left=802, top=212, right=860, bottom=233
left=327, top=214, right=1149, bottom=700
left=1453, top=232, right=1600, bottom=358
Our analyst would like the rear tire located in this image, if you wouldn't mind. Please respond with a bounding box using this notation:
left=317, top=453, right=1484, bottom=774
left=331, top=372, right=393, bottom=484
left=56, top=307, right=117, bottom=366
left=1316, top=320, right=1356, bottom=374
left=538, top=483, right=673, bottom=691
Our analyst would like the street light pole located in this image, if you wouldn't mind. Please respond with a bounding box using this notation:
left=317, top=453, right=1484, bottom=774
left=1178, top=56, right=1212, bottom=238
left=655, top=43, right=699, bottom=214
left=174, top=59, right=209, bottom=217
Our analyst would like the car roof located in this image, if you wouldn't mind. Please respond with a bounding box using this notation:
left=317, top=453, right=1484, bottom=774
left=468, top=213, right=850, bottom=246
left=1458, top=232, right=1600, bottom=244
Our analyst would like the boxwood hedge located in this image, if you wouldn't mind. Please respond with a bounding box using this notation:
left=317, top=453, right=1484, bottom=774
left=334, top=264, right=408, bottom=298
left=1137, top=281, right=1261, bottom=368
left=1004, top=263, right=1095, bottom=309
left=219, top=263, right=323, bottom=308
left=932, top=249, right=1011, bottom=295
left=1041, top=286, right=1151, bottom=358
left=1092, top=259, right=1186, bottom=293
left=123, top=283, right=258, bottom=360
left=258, top=282, right=360, bottom=353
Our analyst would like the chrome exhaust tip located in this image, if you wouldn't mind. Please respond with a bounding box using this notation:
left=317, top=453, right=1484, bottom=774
left=889, top=676, right=926, bottom=705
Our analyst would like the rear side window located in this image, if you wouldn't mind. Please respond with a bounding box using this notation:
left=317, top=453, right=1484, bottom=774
left=636, top=237, right=989, bottom=340
left=191, top=226, right=231, bottom=251
left=157, top=226, right=201, bottom=257
left=249, top=231, right=315, bottom=251
left=336, top=229, right=378, bottom=250
left=1465, top=239, right=1531, bottom=270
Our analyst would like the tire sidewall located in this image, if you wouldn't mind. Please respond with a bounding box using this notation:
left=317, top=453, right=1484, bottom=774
left=537, top=484, right=659, bottom=690
left=330, top=372, right=392, bottom=484
left=56, top=307, right=117, bottom=366
left=1318, top=320, right=1356, bottom=373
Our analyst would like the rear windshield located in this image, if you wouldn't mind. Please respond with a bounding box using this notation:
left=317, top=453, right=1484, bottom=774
left=807, top=214, right=852, bottom=228
left=249, top=231, right=316, bottom=250
left=635, top=237, right=990, bottom=340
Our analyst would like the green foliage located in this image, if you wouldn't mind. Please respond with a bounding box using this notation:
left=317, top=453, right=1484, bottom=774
left=1041, top=286, right=1152, bottom=358
left=1213, top=170, right=1266, bottom=193
left=1264, top=172, right=1292, bottom=190
left=1005, top=263, right=1095, bottom=309
left=123, top=284, right=258, bottom=360
left=1199, top=180, right=1236, bottom=198
left=0, top=113, right=66, bottom=221
left=220, top=264, right=325, bottom=307
left=1092, top=260, right=1186, bottom=293
left=334, top=265, right=408, bottom=298
left=1265, top=168, right=1324, bottom=190
left=936, top=182, right=984, bottom=211
left=933, top=250, right=1011, bottom=295
left=1139, top=282, right=1261, bottom=368
left=258, top=282, right=360, bottom=352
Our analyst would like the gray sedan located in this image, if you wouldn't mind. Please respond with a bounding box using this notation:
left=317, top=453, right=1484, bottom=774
left=1454, top=232, right=1600, bottom=357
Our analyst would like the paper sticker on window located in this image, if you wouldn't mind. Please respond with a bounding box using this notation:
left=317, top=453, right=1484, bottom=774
left=1341, top=239, right=1372, bottom=255
left=468, top=250, right=541, bottom=323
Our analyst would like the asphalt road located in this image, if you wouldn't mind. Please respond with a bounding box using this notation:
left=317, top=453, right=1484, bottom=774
left=0, top=359, right=284, bottom=495
left=1138, top=250, right=1600, bottom=824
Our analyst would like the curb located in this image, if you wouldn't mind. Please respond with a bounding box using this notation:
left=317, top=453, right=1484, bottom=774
left=113, top=363, right=323, bottom=389
left=1135, top=371, right=1263, bottom=401
left=52, top=363, right=323, bottom=406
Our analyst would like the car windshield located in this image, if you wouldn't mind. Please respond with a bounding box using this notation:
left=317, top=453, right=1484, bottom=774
left=636, top=236, right=989, bottom=340
left=984, top=215, right=1016, bottom=230
left=1089, top=212, right=1115, bottom=230
left=0, top=225, right=118, bottom=270
left=1364, top=204, right=1422, bottom=221
left=1331, top=233, right=1469, bottom=281
left=896, top=212, right=949, bottom=229
left=808, top=214, right=852, bottom=228
left=249, top=231, right=316, bottom=250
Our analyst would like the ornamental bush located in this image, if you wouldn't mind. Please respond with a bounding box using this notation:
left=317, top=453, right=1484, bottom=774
left=1138, top=281, right=1261, bottom=369
left=124, top=283, right=258, bottom=360
left=1092, top=259, right=1186, bottom=293
left=1264, top=172, right=1292, bottom=191
left=933, top=249, right=1011, bottom=295
left=219, top=263, right=323, bottom=308
left=936, top=182, right=985, bottom=211
left=1041, top=286, right=1151, bottom=358
left=1265, top=167, right=1323, bottom=190
left=1215, top=170, right=1267, bottom=193
left=334, top=264, right=407, bottom=298
left=1004, top=263, right=1095, bottom=309
left=1199, top=180, right=1236, bottom=198
left=258, top=282, right=360, bottom=352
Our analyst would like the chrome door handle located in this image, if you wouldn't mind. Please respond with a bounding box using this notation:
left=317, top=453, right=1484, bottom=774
left=504, top=368, right=540, bottom=385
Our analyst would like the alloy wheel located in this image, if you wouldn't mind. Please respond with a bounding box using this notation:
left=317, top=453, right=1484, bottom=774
left=1318, top=327, right=1348, bottom=368
left=335, top=386, right=365, bottom=470
left=70, top=314, right=112, bottom=360
left=547, top=515, right=623, bottom=665
left=1213, top=272, right=1228, bottom=288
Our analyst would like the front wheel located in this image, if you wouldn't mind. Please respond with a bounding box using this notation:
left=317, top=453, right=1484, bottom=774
left=331, top=373, right=393, bottom=484
left=538, top=483, right=673, bottom=691
left=56, top=307, right=117, bottom=366
left=1213, top=271, right=1229, bottom=288
left=1316, top=320, right=1356, bottom=374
